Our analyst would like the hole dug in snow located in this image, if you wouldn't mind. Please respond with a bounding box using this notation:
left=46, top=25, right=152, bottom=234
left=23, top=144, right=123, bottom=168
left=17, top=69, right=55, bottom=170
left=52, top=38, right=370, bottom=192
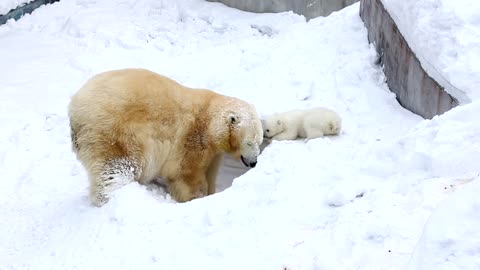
left=146, top=140, right=271, bottom=201
left=216, top=140, right=271, bottom=192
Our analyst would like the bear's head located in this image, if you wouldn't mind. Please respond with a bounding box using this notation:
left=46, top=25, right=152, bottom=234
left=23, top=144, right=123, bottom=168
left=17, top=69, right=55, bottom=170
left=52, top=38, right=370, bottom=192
left=262, top=115, right=285, bottom=139
left=216, top=98, right=263, bottom=168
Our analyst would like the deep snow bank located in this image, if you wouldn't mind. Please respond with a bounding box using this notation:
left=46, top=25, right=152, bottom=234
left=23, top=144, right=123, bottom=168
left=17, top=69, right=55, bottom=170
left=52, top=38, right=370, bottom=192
left=407, top=177, right=480, bottom=270
left=387, top=98, right=480, bottom=269
left=391, top=100, right=480, bottom=180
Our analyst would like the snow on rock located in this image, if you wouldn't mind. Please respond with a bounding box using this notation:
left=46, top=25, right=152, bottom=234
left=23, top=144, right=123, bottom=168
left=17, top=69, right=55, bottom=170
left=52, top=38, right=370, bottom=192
left=0, top=0, right=34, bottom=15
left=0, top=0, right=478, bottom=269
left=382, top=0, right=480, bottom=103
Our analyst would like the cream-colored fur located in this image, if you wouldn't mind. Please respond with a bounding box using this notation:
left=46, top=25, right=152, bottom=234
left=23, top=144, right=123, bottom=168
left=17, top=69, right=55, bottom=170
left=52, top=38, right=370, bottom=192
left=68, top=68, right=263, bottom=207
left=263, top=107, right=341, bottom=141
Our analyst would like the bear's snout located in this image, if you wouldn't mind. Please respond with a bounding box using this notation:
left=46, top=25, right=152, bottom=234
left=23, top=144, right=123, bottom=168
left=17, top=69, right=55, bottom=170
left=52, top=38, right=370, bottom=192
left=241, top=155, right=257, bottom=168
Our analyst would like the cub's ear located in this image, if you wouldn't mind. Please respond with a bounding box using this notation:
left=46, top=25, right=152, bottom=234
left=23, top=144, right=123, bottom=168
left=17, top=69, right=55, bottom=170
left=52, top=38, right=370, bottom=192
left=229, top=113, right=239, bottom=124
left=276, top=119, right=282, bottom=125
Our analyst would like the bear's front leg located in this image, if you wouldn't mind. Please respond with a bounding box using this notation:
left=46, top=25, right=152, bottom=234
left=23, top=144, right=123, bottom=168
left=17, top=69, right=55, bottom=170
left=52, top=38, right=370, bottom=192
left=206, top=154, right=223, bottom=195
left=168, top=173, right=208, bottom=203
left=272, top=131, right=297, bottom=141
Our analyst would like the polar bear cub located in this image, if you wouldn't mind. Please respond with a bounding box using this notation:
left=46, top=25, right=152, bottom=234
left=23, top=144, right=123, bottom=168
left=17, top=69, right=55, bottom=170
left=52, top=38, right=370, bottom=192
left=263, top=107, right=342, bottom=141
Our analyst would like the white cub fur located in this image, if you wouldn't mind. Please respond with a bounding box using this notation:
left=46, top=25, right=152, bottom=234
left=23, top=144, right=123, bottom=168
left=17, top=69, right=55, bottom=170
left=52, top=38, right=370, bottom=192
left=263, top=107, right=342, bottom=141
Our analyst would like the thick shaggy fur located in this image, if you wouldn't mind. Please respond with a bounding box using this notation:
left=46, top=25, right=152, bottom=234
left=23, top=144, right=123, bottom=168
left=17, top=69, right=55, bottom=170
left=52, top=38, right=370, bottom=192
left=69, top=68, right=263, bottom=207
left=263, top=107, right=342, bottom=141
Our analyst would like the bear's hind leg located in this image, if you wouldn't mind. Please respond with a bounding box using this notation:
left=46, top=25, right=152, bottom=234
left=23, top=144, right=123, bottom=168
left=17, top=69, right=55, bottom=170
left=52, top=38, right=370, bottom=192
left=304, top=127, right=324, bottom=142
left=302, top=117, right=325, bottom=142
left=89, top=157, right=142, bottom=207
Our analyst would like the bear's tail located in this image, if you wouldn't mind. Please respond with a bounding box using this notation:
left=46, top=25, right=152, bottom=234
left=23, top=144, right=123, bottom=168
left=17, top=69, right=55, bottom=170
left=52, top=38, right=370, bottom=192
left=70, top=120, right=80, bottom=153
left=327, top=120, right=341, bottom=135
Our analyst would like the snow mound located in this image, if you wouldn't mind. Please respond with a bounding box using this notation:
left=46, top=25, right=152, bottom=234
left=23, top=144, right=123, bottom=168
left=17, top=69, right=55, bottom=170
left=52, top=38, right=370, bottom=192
left=391, top=100, right=480, bottom=179
left=407, top=177, right=480, bottom=270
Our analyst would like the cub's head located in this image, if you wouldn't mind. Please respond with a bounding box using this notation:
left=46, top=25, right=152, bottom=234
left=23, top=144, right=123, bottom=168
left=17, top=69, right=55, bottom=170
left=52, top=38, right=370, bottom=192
left=218, top=99, right=263, bottom=168
left=262, top=114, right=285, bottom=139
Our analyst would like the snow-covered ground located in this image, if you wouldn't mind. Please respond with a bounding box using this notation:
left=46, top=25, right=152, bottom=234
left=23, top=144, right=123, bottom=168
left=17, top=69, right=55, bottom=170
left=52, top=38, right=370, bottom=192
left=383, top=0, right=480, bottom=103
left=0, top=0, right=479, bottom=269
left=0, top=0, right=34, bottom=15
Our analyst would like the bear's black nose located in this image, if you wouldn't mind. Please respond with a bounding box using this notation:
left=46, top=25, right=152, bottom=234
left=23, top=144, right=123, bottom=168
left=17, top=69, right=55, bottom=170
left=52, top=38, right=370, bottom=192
left=250, top=161, right=257, bottom=168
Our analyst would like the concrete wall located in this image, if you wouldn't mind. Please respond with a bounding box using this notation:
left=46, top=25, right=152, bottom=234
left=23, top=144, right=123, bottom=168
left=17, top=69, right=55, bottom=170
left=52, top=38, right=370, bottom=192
left=208, top=0, right=359, bottom=20
left=359, top=0, right=458, bottom=119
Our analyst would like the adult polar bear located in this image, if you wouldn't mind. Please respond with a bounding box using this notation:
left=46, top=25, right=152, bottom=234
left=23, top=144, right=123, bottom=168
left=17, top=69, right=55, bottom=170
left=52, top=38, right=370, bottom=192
left=69, top=68, right=263, bottom=207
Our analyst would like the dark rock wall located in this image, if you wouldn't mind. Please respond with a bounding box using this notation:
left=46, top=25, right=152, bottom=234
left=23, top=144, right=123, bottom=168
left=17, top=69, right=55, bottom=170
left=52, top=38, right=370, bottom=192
left=0, top=0, right=60, bottom=25
left=360, top=0, right=458, bottom=119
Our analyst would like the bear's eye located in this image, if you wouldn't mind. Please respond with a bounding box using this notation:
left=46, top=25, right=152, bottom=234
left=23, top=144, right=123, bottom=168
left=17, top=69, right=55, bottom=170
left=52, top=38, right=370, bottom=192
left=266, top=129, right=270, bottom=133
left=230, top=116, right=236, bottom=124
left=247, top=142, right=252, bottom=147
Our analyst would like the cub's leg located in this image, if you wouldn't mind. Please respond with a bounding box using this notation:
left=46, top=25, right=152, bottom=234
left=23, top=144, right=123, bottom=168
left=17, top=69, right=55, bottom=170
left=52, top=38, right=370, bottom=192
left=206, top=154, right=223, bottom=195
left=304, top=126, right=325, bottom=141
left=272, top=130, right=297, bottom=141
left=168, top=172, right=208, bottom=203
left=302, top=117, right=325, bottom=142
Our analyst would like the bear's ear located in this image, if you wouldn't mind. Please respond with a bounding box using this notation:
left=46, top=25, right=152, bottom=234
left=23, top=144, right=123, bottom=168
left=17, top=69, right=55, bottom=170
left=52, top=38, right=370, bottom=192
left=276, top=119, right=281, bottom=125
left=229, top=114, right=239, bottom=125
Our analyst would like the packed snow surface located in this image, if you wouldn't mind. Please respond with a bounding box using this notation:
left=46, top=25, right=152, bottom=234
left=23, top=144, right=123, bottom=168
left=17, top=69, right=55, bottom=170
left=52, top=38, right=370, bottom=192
left=1, top=1, right=479, bottom=269
left=382, top=0, right=480, bottom=103
left=0, top=0, right=35, bottom=15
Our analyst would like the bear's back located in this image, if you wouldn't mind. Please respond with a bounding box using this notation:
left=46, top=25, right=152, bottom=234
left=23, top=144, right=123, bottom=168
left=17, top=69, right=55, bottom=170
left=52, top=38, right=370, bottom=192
left=71, top=68, right=215, bottom=128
